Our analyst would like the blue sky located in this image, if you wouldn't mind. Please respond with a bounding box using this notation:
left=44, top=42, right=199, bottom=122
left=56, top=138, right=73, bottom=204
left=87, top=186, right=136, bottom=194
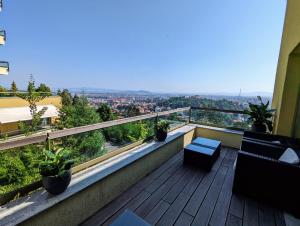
left=0, top=0, right=286, bottom=94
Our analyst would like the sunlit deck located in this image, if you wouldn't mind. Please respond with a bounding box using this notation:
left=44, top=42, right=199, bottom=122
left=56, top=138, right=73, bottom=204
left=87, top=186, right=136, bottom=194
left=82, top=147, right=286, bottom=226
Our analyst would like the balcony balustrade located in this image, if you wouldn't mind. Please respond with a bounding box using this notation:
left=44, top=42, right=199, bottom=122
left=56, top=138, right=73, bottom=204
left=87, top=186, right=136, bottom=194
left=0, top=107, right=297, bottom=226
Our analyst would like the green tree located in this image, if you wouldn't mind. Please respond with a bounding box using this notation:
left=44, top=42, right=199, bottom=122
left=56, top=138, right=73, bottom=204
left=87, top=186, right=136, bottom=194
left=0, top=86, right=7, bottom=97
left=56, top=96, right=106, bottom=162
left=17, top=80, right=49, bottom=135
left=97, top=103, right=115, bottom=121
left=36, top=83, right=52, bottom=96
left=59, top=89, right=73, bottom=107
left=125, top=104, right=141, bottom=117
left=72, top=94, right=80, bottom=105
left=10, top=81, right=18, bottom=96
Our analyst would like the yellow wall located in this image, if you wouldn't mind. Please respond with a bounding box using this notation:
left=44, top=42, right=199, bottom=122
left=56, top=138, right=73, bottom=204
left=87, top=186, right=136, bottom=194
left=0, top=122, right=19, bottom=135
left=272, top=0, right=300, bottom=137
left=195, top=126, right=242, bottom=149
left=0, top=96, right=61, bottom=108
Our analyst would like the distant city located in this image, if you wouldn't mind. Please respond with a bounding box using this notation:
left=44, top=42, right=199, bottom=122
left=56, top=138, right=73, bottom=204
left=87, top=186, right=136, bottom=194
left=69, top=88, right=272, bottom=115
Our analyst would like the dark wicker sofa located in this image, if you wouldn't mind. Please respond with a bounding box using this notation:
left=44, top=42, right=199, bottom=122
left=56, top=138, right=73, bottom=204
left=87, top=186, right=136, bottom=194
left=233, top=137, right=300, bottom=217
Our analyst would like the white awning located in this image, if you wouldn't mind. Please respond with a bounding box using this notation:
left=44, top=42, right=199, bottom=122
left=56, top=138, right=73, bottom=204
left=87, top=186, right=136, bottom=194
left=0, top=105, right=59, bottom=124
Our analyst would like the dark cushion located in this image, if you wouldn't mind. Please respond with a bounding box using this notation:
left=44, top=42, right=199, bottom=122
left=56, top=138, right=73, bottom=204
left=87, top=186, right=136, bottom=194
left=192, top=137, right=221, bottom=149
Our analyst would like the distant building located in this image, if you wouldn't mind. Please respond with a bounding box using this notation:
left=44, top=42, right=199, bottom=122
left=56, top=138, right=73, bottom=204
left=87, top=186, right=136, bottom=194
left=0, top=96, right=61, bottom=136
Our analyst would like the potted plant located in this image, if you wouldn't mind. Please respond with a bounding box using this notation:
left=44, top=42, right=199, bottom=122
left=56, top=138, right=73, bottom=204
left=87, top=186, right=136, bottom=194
left=244, top=96, right=275, bottom=133
left=156, top=120, right=170, bottom=141
left=39, top=148, right=74, bottom=195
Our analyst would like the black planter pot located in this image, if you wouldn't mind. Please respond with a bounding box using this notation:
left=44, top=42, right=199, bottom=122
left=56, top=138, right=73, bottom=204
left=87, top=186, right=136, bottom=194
left=42, top=170, right=72, bottom=195
left=251, top=123, right=267, bottom=133
left=156, top=129, right=168, bottom=142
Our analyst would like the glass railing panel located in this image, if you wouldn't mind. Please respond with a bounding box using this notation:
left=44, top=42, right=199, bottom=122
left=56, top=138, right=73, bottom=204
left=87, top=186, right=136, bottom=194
left=0, top=142, right=44, bottom=196
left=190, top=108, right=250, bottom=130
left=158, top=109, right=190, bottom=131
left=0, top=107, right=188, bottom=204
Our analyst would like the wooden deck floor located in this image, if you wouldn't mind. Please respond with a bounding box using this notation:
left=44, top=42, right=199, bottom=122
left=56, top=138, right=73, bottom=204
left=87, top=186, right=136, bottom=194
left=81, top=147, right=287, bottom=226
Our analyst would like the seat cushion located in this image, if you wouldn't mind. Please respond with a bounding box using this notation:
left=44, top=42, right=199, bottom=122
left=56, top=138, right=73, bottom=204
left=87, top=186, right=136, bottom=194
left=279, top=148, right=300, bottom=165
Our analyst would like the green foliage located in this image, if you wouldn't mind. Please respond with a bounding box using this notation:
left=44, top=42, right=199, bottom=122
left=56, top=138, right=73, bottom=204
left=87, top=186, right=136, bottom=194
left=77, top=132, right=106, bottom=158
left=39, top=148, right=74, bottom=177
left=156, top=120, right=170, bottom=133
left=125, top=104, right=141, bottom=117
left=0, top=145, right=44, bottom=194
left=36, top=83, right=52, bottom=95
left=58, top=96, right=101, bottom=128
left=10, top=81, right=18, bottom=95
left=58, top=89, right=73, bottom=107
left=0, top=86, right=8, bottom=97
left=105, top=121, right=152, bottom=144
left=0, top=155, right=28, bottom=185
left=97, top=103, right=115, bottom=121
left=17, top=80, right=50, bottom=135
left=56, top=96, right=106, bottom=164
left=244, top=96, right=275, bottom=132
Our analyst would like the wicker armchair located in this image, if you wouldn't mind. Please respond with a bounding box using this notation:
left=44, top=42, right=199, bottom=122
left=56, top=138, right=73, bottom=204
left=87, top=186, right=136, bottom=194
left=233, top=138, right=300, bottom=217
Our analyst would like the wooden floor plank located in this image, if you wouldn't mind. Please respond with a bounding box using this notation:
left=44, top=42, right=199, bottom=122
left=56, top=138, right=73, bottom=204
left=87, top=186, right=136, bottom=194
left=184, top=151, right=226, bottom=216
left=145, top=155, right=184, bottom=193
left=209, top=161, right=235, bottom=226
left=174, top=212, right=194, bottom=226
left=81, top=151, right=182, bottom=226
left=243, top=198, right=259, bottom=226
left=162, top=167, right=195, bottom=204
left=228, top=193, right=245, bottom=219
left=144, top=200, right=170, bottom=225
left=274, top=210, right=286, bottom=226
left=226, top=214, right=243, bottom=226
left=102, top=191, right=151, bottom=226
left=191, top=166, right=228, bottom=226
left=82, top=148, right=291, bottom=226
left=156, top=169, right=205, bottom=226
left=258, top=203, right=276, bottom=226
left=135, top=165, right=188, bottom=218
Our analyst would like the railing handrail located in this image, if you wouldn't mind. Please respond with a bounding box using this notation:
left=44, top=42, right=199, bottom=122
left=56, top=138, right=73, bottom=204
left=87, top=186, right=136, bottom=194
left=0, top=107, right=190, bottom=151
left=190, top=106, right=245, bottom=114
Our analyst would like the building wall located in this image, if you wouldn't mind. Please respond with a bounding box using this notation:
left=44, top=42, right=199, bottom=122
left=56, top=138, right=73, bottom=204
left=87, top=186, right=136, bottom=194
left=195, top=126, right=242, bottom=149
left=0, top=96, right=61, bottom=135
left=0, top=96, right=61, bottom=108
left=272, top=0, right=300, bottom=137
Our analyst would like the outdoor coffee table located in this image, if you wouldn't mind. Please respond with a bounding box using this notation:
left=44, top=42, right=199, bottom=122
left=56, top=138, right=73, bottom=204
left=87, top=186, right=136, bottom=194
left=184, top=137, right=221, bottom=170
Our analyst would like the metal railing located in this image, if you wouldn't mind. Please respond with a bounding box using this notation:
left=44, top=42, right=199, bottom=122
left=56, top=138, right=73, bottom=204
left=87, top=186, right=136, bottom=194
left=0, top=106, right=248, bottom=151
left=0, top=107, right=190, bottom=151
left=0, top=107, right=190, bottom=204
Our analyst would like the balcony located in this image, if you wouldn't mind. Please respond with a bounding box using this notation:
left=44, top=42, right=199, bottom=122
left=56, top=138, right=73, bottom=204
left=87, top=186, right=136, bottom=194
left=0, top=30, right=5, bottom=45
left=0, top=61, right=9, bottom=75
left=0, top=107, right=298, bottom=226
